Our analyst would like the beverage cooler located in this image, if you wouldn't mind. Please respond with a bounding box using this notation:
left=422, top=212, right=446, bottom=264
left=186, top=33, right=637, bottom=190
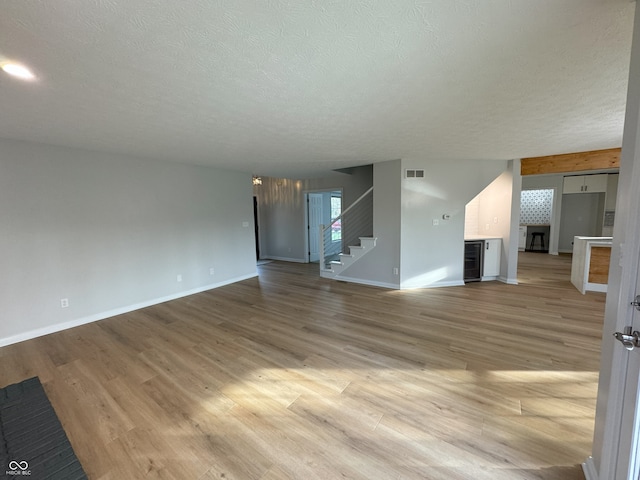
left=464, top=240, right=484, bottom=282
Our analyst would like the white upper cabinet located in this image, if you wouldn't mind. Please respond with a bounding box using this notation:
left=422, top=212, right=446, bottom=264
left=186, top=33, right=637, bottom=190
left=563, top=175, right=586, bottom=193
left=563, top=174, right=608, bottom=194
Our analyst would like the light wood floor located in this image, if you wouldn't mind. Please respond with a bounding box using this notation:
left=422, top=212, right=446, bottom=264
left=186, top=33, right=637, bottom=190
left=0, top=252, right=605, bottom=479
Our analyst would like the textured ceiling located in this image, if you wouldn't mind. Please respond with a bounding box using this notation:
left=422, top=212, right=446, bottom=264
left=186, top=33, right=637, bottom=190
left=0, top=0, right=635, bottom=178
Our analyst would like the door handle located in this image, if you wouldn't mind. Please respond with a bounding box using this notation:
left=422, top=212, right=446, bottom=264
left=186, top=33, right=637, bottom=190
left=614, top=326, right=640, bottom=351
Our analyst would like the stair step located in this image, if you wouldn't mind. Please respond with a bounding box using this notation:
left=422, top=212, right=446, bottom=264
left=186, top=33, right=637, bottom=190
left=324, top=237, right=378, bottom=278
left=359, top=237, right=377, bottom=247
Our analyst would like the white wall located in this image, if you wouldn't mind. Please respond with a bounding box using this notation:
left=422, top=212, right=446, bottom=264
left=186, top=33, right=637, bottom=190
left=507, top=160, right=523, bottom=284
left=464, top=197, right=480, bottom=236
left=399, top=158, right=508, bottom=288
left=471, top=161, right=520, bottom=284
left=0, top=139, right=257, bottom=346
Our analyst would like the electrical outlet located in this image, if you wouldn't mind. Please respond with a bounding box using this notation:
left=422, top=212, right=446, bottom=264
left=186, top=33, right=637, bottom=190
left=242, top=221, right=249, bottom=227
left=393, top=267, right=399, bottom=275
left=432, top=219, right=439, bottom=226
left=177, top=274, right=182, bottom=282
left=209, top=268, right=215, bottom=276
left=493, top=216, right=498, bottom=224
left=60, top=298, right=69, bottom=308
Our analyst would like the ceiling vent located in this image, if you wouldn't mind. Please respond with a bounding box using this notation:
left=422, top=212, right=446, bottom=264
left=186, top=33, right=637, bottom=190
left=405, top=169, right=425, bottom=178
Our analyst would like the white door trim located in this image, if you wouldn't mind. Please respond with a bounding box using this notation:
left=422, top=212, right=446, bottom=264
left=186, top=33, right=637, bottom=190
left=582, top=456, right=597, bottom=480
left=303, top=188, right=343, bottom=263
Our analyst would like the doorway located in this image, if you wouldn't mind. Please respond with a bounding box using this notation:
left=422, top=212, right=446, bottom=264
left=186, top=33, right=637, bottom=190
left=253, top=196, right=260, bottom=261
left=307, top=193, right=322, bottom=262
left=519, top=188, right=554, bottom=254
left=305, top=189, right=342, bottom=263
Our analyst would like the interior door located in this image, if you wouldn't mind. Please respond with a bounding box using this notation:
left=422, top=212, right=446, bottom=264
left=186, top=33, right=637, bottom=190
left=615, top=290, right=640, bottom=479
left=610, top=8, right=640, bottom=476
left=611, top=166, right=640, bottom=478
left=307, top=194, right=322, bottom=262
left=594, top=6, right=640, bottom=478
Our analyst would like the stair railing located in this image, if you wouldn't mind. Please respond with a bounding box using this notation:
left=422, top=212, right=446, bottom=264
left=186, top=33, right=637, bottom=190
left=319, top=186, right=373, bottom=272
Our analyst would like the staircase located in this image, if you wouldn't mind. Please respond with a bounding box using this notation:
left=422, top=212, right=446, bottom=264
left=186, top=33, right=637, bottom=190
left=318, top=187, right=376, bottom=279
left=321, top=237, right=377, bottom=277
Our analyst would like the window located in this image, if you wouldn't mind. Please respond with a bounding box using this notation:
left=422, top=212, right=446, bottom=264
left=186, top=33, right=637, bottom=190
left=331, top=196, right=341, bottom=242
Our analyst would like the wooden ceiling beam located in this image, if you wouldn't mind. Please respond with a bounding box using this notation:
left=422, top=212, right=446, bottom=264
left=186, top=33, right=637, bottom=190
left=521, top=148, right=620, bottom=175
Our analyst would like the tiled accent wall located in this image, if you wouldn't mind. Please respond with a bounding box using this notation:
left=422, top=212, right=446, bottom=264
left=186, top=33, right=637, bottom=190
left=520, top=189, right=553, bottom=225
left=464, top=196, right=480, bottom=236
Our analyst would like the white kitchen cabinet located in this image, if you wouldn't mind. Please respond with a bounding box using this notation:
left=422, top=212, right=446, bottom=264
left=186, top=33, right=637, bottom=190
left=563, top=176, right=585, bottom=194
left=518, top=226, right=527, bottom=251
left=563, top=174, right=608, bottom=194
left=483, top=239, right=501, bottom=278
left=585, top=174, right=608, bottom=192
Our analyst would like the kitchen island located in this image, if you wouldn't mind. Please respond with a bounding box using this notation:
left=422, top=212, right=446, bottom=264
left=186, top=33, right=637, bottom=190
left=571, top=236, right=612, bottom=294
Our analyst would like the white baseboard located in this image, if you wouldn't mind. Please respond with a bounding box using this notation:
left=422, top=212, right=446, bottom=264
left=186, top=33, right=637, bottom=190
left=498, top=275, right=518, bottom=285
left=325, top=274, right=466, bottom=290
left=264, top=255, right=307, bottom=263
left=401, top=280, right=465, bottom=289
left=481, top=275, right=498, bottom=282
left=582, top=456, right=598, bottom=480
left=331, top=275, right=399, bottom=290
left=0, top=272, right=258, bottom=348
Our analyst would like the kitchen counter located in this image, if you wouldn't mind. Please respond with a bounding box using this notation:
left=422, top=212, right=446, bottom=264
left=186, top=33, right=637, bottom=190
left=464, top=235, right=502, bottom=241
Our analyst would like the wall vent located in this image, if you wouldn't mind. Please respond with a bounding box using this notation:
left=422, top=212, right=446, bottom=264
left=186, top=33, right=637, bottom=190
left=405, top=169, right=425, bottom=178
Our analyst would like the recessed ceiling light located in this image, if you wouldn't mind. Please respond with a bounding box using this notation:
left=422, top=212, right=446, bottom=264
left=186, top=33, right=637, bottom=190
left=1, top=63, right=36, bottom=80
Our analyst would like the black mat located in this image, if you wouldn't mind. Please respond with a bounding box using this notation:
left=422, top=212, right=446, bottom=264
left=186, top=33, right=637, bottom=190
left=0, top=377, right=87, bottom=480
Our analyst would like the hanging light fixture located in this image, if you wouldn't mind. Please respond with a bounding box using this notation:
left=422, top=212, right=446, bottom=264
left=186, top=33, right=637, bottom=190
left=252, top=176, right=262, bottom=186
